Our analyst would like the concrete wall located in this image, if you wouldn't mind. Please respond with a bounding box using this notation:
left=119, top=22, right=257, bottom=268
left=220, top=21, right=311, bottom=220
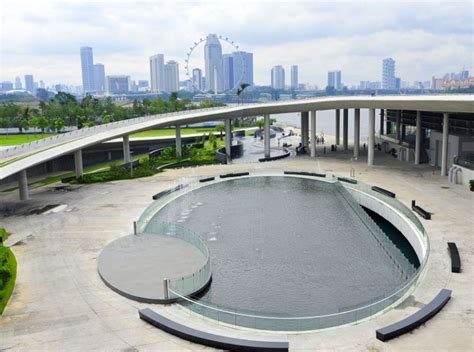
left=429, top=131, right=460, bottom=169
left=346, top=187, right=427, bottom=262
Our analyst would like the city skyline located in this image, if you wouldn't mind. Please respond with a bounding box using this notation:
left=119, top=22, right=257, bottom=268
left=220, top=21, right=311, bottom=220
left=1, top=0, right=472, bottom=88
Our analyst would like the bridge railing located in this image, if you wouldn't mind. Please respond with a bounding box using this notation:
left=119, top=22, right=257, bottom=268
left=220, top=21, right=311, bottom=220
left=0, top=106, right=229, bottom=160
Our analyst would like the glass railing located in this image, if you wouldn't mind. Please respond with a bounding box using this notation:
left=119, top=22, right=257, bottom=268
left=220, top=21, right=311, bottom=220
left=135, top=220, right=211, bottom=299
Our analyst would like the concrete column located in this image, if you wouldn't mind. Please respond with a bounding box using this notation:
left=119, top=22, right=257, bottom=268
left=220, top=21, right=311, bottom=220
left=301, top=111, right=309, bottom=147
left=441, top=113, right=449, bottom=176
left=385, top=110, right=390, bottom=135
left=74, top=149, right=83, bottom=178
left=401, top=124, right=406, bottom=140
left=335, top=109, right=340, bottom=145
left=225, top=119, right=232, bottom=163
left=354, top=108, right=360, bottom=158
left=414, top=111, right=421, bottom=165
left=19, top=169, right=29, bottom=201
left=380, top=109, right=385, bottom=136
left=396, top=110, right=401, bottom=141
left=310, top=110, right=317, bottom=158
left=175, top=125, right=182, bottom=158
left=122, top=135, right=131, bottom=163
left=368, top=108, right=375, bottom=166
left=343, top=109, right=348, bottom=150
left=264, top=114, right=271, bottom=158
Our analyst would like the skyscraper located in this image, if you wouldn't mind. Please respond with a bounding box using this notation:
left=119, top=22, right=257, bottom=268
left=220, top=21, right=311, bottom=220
left=24, top=74, right=34, bottom=93
left=222, top=54, right=234, bottom=91
left=204, top=34, right=223, bottom=93
left=94, top=63, right=106, bottom=93
left=232, top=51, right=253, bottom=87
left=164, top=60, right=179, bottom=93
left=149, top=54, right=165, bottom=93
left=80, top=47, right=95, bottom=93
left=192, top=68, right=202, bottom=91
left=271, top=65, right=285, bottom=89
left=382, top=58, right=396, bottom=89
left=14, top=76, right=22, bottom=89
left=290, top=65, right=298, bottom=90
left=327, top=71, right=342, bottom=90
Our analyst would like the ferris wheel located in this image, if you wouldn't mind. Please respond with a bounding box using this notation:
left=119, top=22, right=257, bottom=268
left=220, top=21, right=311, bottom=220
left=184, top=34, right=246, bottom=92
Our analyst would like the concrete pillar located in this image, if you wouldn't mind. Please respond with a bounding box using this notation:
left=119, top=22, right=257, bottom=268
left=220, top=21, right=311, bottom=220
left=343, top=109, right=348, bottom=150
left=225, top=119, right=232, bottom=163
left=354, top=109, right=360, bottom=158
left=74, top=149, right=83, bottom=178
left=385, top=109, right=390, bottom=135
left=335, top=109, right=340, bottom=145
left=18, top=169, right=29, bottom=201
left=264, top=114, right=270, bottom=158
left=380, top=109, right=385, bottom=136
left=175, top=125, right=182, bottom=158
left=415, top=111, right=421, bottom=165
left=441, top=113, right=449, bottom=176
left=301, top=112, right=309, bottom=147
left=122, top=135, right=131, bottom=163
left=310, top=110, right=317, bottom=158
left=401, top=124, right=406, bottom=141
left=396, top=110, right=401, bottom=141
left=368, top=108, right=375, bottom=166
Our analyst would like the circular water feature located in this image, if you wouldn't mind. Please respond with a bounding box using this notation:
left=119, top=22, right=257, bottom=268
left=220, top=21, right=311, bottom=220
left=146, top=175, right=424, bottom=329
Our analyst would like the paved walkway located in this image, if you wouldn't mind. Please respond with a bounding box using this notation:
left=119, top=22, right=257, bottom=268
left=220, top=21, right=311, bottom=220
left=0, top=147, right=472, bottom=351
left=98, top=234, right=207, bottom=302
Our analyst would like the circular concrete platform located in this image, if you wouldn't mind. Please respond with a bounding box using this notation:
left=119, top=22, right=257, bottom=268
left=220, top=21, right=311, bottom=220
left=98, top=234, right=207, bottom=303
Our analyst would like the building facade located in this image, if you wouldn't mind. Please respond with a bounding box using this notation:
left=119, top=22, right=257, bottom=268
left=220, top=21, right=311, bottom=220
left=106, top=75, right=130, bottom=94
left=271, top=65, right=285, bottom=89
left=222, top=54, right=234, bottom=91
left=192, top=68, right=202, bottom=91
left=291, top=65, right=298, bottom=90
left=24, top=74, right=35, bottom=93
left=232, top=51, right=254, bottom=87
left=94, top=63, right=106, bottom=93
left=327, top=70, right=341, bottom=90
left=80, top=47, right=95, bottom=93
left=14, top=76, right=22, bottom=89
left=382, top=58, right=396, bottom=89
left=149, top=54, right=165, bottom=93
left=204, top=34, right=224, bottom=93
left=164, top=60, right=179, bottom=93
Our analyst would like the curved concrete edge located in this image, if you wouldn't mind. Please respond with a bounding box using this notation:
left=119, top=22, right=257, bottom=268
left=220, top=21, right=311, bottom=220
left=138, top=308, right=290, bottom=351
left=97, top=265, right=213, bottom=304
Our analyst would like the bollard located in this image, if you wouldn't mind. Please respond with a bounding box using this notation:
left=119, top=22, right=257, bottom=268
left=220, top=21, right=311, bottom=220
left=133, top=221, right=137, bottom=235
left=163, top=278, right=169, bottom=300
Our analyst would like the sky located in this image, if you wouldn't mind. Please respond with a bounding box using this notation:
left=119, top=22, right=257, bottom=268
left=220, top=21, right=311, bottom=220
left=0, top=0, right=473, bottom=88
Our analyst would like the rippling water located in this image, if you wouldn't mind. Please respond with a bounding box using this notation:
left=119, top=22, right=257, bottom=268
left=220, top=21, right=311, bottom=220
left=152, top=176, right=414, bottom=316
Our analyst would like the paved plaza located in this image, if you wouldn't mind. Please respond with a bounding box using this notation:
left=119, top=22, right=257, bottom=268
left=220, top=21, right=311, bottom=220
left=0, top=147, right=472, bottom=351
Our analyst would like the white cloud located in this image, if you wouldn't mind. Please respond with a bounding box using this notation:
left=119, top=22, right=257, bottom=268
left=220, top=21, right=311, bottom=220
left=1, top=0, right=472, bottom=87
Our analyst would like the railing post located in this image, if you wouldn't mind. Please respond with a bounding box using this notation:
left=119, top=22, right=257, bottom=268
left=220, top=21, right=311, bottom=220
left=163, top=278, right=169, bottom=300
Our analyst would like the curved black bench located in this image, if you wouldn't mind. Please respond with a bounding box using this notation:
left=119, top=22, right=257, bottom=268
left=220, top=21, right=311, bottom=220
left=447, top=242, right=461, bottom=273
left=152, top=184, right=187, bottom=200
left=220, top=172, right=249, bottom=179
left=259, top=150, right=291, bottom=162
left=411, top=200, right=431, bottom=220
left=376, top=288, right=452, bottom=342
left=337, top=177, right=357, bottom=184
left=284, top=171, right=326, bottom=178
left=199, top=177, right=215, bottom=183
left=371, top=186, right=396, bottom=198
left=139, top=308, right=289, bottom=351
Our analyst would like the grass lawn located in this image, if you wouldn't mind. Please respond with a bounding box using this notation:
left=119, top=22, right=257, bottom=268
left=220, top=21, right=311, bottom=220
left=0, top=133, right=58, bottom=146
left=0, top=228, right=17, bottom=315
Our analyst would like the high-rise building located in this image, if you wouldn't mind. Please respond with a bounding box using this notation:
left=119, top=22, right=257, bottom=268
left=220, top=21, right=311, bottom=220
left=39, top=80, right=45, bottom=89
left=192, top=68, right=202, bottom=91
left=80, top=47, right=95, bottom=93
left=290, top=65, right=298, bottom=90
left=327, top=71, right=341, bottom=90
left=382, top=58, right=396, bottom=89
left=461, top=70, right=469, bottom=80
left=0, top=82, right=13, bottom=91
left=138, top=80, right=149, bottom=89
left=222, top=54, right=234, bottom=91
left=164, top=60, right=179, bottom=93
left=232, top=51, right=253, bottom=87
left=271, top=65, right=285, bottom=89
left=204, top=34, right=223, bottom=93
left=14, top=76, right=22, bottom=89
left=94, top=63, right=106, bottom=93
left=106, top=75, right=130, bottom=94
left=149, top=54, right=165, bottom=93
left=24, top=74, right=35, bottom=93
